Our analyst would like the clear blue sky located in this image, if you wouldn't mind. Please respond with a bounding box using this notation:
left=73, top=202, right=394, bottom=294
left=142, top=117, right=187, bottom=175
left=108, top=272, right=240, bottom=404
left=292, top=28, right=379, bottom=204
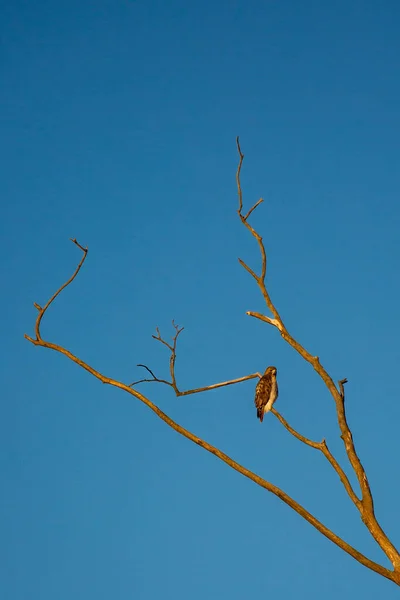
left=2, top=0, right=400, bottom=597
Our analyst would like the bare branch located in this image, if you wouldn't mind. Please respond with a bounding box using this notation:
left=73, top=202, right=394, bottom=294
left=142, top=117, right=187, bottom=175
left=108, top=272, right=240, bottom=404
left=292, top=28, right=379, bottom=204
left=137, top=364, right=158, bottom=380
left=130, top=378, right=167, bottom=386
left=24, top=241, right=399, bottom=583
left=236, top=143, right=283, bottom=325
left=272, top=408, right=361, bottom=508
left=30, top=238, right=88, bottom=342
left=136, top=324, right=260, bottom=395
left=151, top=322, right=184, bottom=390
left=129, top=364, right=172, bottom=387
left=244, top=198, right=264, bottom=221
left=175, top=374, right=260, bottom=397
left=238, top=258, right=258, bottom=282
left=23, top=138, right=400, bottom=584
left=236, top=142, right=400, bottom=571
left=246, top=311, right=283, bottom=331
left=236, top=136, right=244, bottom=213
left=152, top=327, right=174, bottom=351
left=339, top=378, right=348, bottom=400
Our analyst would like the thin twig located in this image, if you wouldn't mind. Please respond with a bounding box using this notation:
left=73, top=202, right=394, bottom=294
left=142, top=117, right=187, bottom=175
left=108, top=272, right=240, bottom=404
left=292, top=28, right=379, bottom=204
left=236, top=137, right=244, bottom=213
left=137, top=364, right=158, bottom=379
left=175, top=374, right=260, bottom=396
left=339, top=378, right=348, bottom=401
left=34, top=238, right=88, bottom=341
left=152, top=327, right=174, bottom=352
left=129, top=364, right=172, bottom=387
left=238, top=258, right=258, bottom=282
left=244, top=198, right=264, bottom=221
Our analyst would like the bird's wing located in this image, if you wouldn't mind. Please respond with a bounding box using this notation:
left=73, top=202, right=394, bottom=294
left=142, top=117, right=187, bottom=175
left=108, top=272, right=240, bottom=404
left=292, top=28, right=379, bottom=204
left=255, top=375, right=272, bottom=412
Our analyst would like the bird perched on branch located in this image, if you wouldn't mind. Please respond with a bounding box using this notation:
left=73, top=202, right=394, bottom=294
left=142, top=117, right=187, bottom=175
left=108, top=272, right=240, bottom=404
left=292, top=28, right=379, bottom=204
left=255, top=366, right=278, bottom=422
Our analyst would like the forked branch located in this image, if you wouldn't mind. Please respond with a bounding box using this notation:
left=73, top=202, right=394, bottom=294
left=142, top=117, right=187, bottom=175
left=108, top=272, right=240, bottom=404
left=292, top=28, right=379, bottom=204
left=235, top=136, right=400, bottom=573
left=25, top=240, right=400, bottom=584
left=130, top=323, right=260, bottom=395
left=271, top=408, right=360, bottom=508
left=23, top=139, right=400, bottom=585
left=134, top=321, right=357, bottom=511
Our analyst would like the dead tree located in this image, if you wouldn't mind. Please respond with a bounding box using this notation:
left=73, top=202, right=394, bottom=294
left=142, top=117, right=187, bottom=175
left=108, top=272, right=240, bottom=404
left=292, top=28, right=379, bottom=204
left=25, top=139, right=400, bottom=586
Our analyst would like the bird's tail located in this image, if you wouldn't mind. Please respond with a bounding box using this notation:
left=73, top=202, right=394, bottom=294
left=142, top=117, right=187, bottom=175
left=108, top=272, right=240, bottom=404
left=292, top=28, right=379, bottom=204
left=257, top=408, right=264, bottom=422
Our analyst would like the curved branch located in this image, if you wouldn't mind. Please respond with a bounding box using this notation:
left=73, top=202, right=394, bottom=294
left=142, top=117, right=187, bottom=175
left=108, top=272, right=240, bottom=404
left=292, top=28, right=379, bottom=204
left=34, top=238, right=88, bottom=341
left=23, top=339, right=400, bottom=584
left=23, top=347, right=395, bottom=584
left=137, top=324, right=361, bottom=512
left=24, top=240, right=400, bottom=585
left=236, top=140, right=400, bottom=571
left=130, top=363, right=172, bottom=387
left=139, top=315, right=361, bottom=512
left=272, top=408, right=361, bottom=509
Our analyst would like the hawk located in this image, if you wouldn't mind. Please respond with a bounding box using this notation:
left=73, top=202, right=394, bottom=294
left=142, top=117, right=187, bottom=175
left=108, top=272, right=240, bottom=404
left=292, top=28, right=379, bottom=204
left=255, top=366, right=278, bottom=422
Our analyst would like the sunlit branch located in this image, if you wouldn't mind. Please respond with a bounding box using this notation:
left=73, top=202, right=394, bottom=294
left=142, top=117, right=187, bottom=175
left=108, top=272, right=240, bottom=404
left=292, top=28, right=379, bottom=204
left=33, top=238, right=88, bottom=342
left=272, top=408, right=361, bottom=508
left=235, top=138, right=400, bottom=571
left=23, top=135, right=400, bottom=583
left=131, top=324, right=260, bottom=394
left=23, top=241, right=398, bottom=584
left=141, top=312, right=361, bottom=512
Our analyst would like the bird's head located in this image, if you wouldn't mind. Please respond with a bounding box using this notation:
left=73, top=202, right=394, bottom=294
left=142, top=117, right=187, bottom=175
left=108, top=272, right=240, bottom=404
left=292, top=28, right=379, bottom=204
left=265, top=366, right=277, bottom=377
